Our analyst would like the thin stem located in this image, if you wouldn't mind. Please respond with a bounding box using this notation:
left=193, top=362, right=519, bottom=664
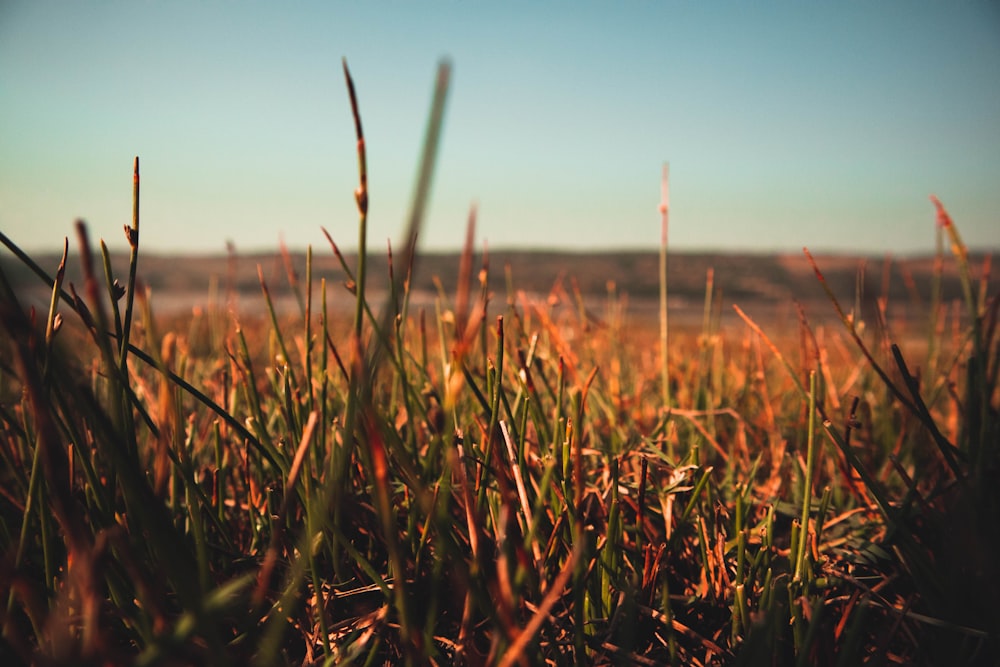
left=659, top=163, right=670, bottom=408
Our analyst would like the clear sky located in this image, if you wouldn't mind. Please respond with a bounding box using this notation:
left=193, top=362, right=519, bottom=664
left=2, top=1, right=998, bottom=256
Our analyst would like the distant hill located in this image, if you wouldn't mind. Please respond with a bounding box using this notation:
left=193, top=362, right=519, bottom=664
left=2, top=247, right=994, bottom=325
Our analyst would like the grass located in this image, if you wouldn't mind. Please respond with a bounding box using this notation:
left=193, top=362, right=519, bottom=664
left=1, top=62, right=998, bottom=666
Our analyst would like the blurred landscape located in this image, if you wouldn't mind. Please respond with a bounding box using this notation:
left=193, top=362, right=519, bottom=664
left=4, top=248, right=993, bottom=329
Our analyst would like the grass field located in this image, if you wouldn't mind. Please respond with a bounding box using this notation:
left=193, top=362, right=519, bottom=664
left=1, top=63, right=997, bottom=666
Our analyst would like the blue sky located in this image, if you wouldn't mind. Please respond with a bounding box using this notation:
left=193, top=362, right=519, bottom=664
left=1, top=1, right=998, bottom=255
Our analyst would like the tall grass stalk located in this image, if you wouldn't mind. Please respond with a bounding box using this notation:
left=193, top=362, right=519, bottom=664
left=659, top=162, right=670, bottom=409
left=794, top=370, right=817, bottom=583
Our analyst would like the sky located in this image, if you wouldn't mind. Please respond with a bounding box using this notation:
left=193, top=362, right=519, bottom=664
left=1, top=1, right=998, bottom=256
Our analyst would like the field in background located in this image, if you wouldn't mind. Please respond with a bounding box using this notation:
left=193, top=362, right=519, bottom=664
left=3, top=247, right=989, bottom=325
